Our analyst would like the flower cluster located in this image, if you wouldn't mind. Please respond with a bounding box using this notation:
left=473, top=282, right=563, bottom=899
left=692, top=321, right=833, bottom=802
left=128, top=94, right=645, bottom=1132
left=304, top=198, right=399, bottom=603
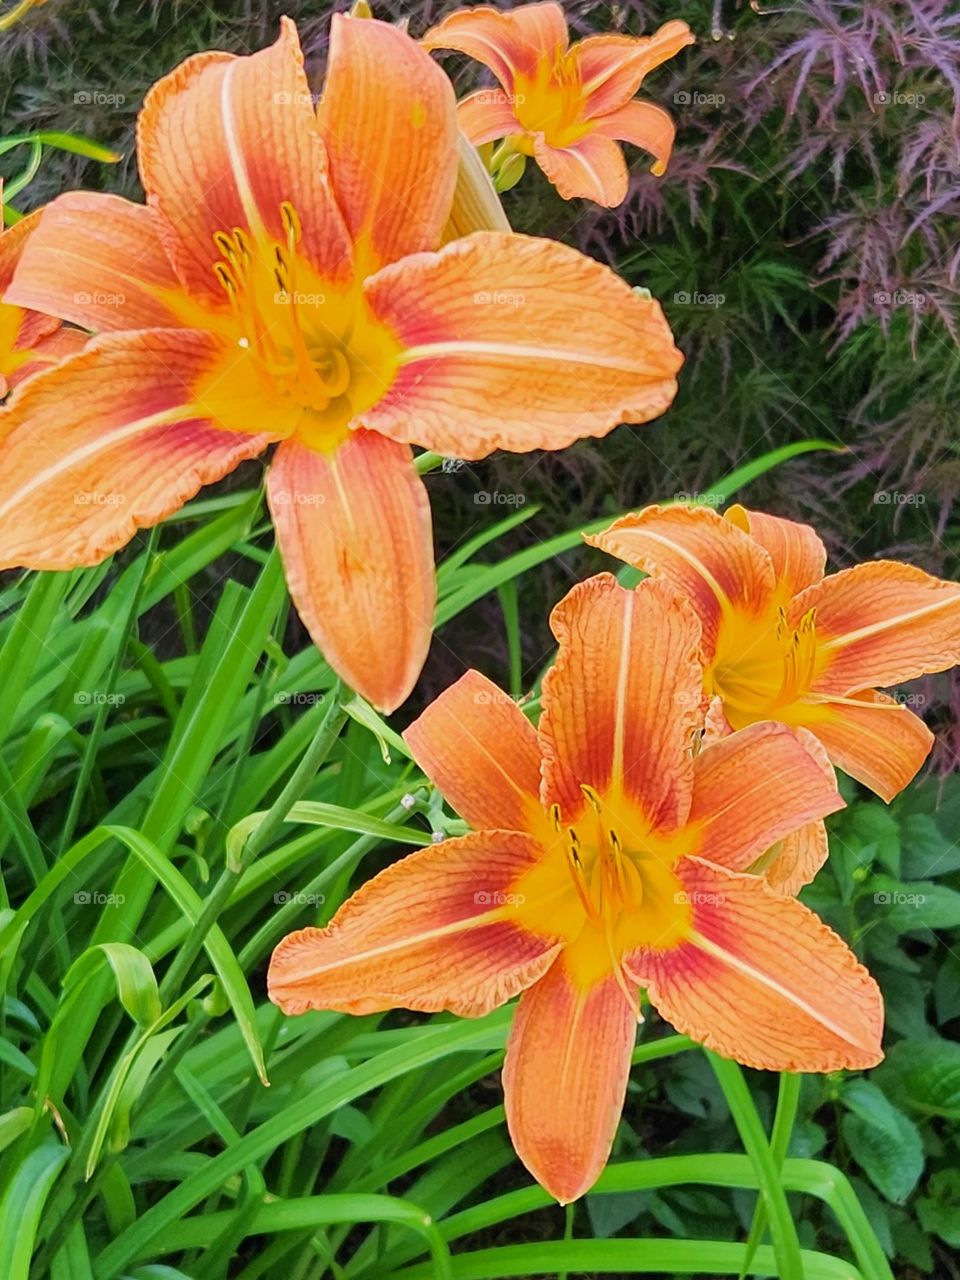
left=2, top=1, right=960, bottom=1211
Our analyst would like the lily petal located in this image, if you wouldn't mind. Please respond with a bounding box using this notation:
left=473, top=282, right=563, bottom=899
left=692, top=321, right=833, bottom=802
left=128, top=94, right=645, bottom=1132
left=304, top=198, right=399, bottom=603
left=591, top=100, right=676, bottom=176
left=576, top=21, right=695, bottom=118
left=268, top=829, right=561, bottom=1017
left=5, top=192, right=188, bottom=332
left=138, top=18, right=352, bottom=303
left=266, top=431, right=434, bottom=714
left=456, top=88, right=524, bottom=146
left=689, top=721, right=844, bottom=873
left=404, top=669, right=542, bottom=833
left=795, top=560, right=960, bottom=695
left=364, top=232, right=682, bottom=460
left=423, top=3, right=567, bottom=86
left=502, top=951, right=637, bottom=1204
left=808, top=690, right=933, bottom=803
left=539, top=574, right=701, bottom=830
left=630, top=859, right=884, bottom=1073
left=586, top=504, right=775, bottom=657
left=534, top=133, right=628, bottom=206
left=725, top=504, right=826, bottom=597
left=757, top=730, right=835, bottom=895
left=0, top=330, right=272, bottom=569
left=319, top=14, right=458, bottom=271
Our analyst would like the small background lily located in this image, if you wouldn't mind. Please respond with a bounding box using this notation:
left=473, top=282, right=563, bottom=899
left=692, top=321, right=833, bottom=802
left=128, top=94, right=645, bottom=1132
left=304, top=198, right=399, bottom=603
left=269, top=573, right=883, bottom=1204
left=588, top=502, right=960, bottom=892
left=423, top=2, right=695, bottom=206
left=0, top=13, right=682, bottom=714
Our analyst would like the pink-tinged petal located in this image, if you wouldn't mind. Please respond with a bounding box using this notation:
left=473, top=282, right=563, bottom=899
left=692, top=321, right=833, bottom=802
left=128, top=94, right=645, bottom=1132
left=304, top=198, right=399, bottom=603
left=266, top=431, right=434, bottom=714
left=364, top=231, right=682, bottom=460
left=630, top=859, right=884, bottom=1073
left=319, top=15, right=457, bottom=270
left=534, top=133, right=629, bottom=206
left=268, top=829, right=561, bottom=1017
left=586, top=504, right=776, bottom=658
left=725, top=504, right=826, bottom=598
left=808, top=690, right=933, bottom=803
left=539, top=574, right=702, bottom=829
left=404, top=669, right=542, bottom=833
left=591, top=100, right=676, bottom=175
left=0, top=330, right=272, bottom=570
left=1, top=324, right=88, bottom=396
left=423, top=3, right=568, bottom=85
left=794, top=561, right=960, bottom=695
left=503, top=952, right=637, bottom=1203
left=576, top=21, right=695, bottom=118
left=456, top=88, right=523, bottom=146
left=138, top=18, right=352, bottom=303
left=5, top=193, right=189, bottom=333
left=688, top=721, right=844, bottom=873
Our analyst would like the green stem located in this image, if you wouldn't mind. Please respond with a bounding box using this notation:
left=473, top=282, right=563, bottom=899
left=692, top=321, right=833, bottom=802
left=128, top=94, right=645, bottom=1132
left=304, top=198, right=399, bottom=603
left=740, top=1072, right=803, bottom=1278
left=708, top=1052, right=805, bottom=1280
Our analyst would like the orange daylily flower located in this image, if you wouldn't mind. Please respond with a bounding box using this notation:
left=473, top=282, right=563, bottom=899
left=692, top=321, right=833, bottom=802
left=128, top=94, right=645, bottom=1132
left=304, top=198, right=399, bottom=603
left=0, top=199, right=85, bottom=398
left=269, top=574, right=883, bottom=1204
left=0, top=17, right=682, bottom=713
left=423, top=3, right=695, bottom=207
left=588, top=503, right=960, bottom=891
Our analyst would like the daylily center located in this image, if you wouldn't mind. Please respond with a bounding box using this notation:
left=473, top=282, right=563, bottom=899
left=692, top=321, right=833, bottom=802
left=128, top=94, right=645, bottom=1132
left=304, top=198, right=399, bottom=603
left=517, top=785, right=692, bottom=992
left=708, top=602, right=821, bottom=729
left=513, top=48, right=593, bottom=148
left=209, top=202, right=402, bottom=450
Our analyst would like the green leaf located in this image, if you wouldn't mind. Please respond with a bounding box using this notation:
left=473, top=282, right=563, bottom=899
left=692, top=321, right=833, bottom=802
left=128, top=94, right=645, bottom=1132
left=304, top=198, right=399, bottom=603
left=841, top=1105, right=924, bottom=1204
left=916, top=1169, right=960, bottom=1247
left=868, top=876, right=960, bottom=931
left=63, top=943, right=162, bottom=1028
left=0, top=1140, right=69, bottom=1280
left=899, top=813, right=960, bottom=879
left=874, top=1038, right=960, bottom=1120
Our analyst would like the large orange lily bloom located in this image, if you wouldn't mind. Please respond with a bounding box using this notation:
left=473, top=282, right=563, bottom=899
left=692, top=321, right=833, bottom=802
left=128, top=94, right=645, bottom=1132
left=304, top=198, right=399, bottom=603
left=588, top=503, right=960, bottom=891
left=0, top=202, right=85, bottom=398
left=423, top=3, right=694, bottom=206
left=0, top=17, right=682, bottom=713
left=269, top=574, right=883, bottom=1203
